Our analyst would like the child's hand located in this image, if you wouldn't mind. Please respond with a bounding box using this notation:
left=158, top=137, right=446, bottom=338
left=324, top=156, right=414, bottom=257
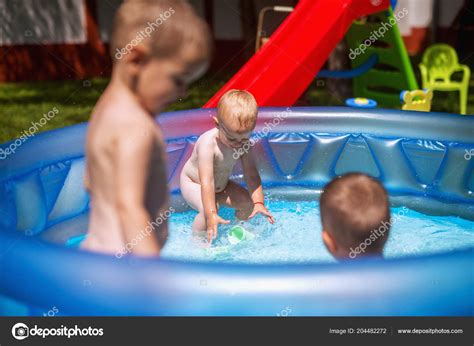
left=206, top=213, right=230, bottom=244
left=249, top=203, right=275, bottom=224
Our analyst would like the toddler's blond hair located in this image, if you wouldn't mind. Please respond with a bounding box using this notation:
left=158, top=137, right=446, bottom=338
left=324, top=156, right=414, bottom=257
left=217, top=90, right=258, bottom=131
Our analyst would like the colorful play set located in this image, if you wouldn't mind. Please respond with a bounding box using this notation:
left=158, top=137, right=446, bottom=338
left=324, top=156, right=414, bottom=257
left=0, top=0, right=472, bottom=316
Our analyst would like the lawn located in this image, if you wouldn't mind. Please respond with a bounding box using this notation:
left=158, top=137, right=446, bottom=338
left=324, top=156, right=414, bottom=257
left=0, top=73, right=473, bottom=144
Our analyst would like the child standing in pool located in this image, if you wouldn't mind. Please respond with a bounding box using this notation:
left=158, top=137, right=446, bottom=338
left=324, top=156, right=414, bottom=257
left=82, top=0, right=211, bottom=256
left=180, top=90, right=275, bottom=243
left=319, top=173, right=391, bottom=259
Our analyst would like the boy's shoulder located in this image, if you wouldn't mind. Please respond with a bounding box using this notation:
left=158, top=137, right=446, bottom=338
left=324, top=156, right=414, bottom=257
left=95, top=96, right=155, bottom=131
left=90, top=99, right=161, bottom=151
left=93, top=86, right=150, bottom=121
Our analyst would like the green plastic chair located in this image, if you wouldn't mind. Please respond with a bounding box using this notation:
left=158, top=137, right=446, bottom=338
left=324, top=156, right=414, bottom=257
left=419, top=44, right=470, bottom=115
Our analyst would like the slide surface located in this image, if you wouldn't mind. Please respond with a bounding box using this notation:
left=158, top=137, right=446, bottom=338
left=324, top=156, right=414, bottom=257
left=204, top=0, right=389, bottom=107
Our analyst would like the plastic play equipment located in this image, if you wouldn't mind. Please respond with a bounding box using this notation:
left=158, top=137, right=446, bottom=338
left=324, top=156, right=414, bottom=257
left=206, top=0, right=418, bottom=108
left=255, top=5, right=294, bottom=52
left=346, top=97, right=377, bottom=108
left=345, top=7, right=418, bottom=107
left=400, top=89, right=433, bottom=112
left=255, top=5, right=380, bottom=80
left=0, top=107, right=473, bottom=316
left=204, top=0, right=390, bottom=107
left=317, top=54, right=379, bottom=79
left=420, top=44, right=471, bottom=115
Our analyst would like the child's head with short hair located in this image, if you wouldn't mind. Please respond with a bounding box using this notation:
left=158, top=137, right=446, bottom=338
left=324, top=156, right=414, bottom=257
left=111, top=0, right=212, bottom=113
left=320, top=173, right=390, bottom=260
left=214, top=89, right=258, bottom=149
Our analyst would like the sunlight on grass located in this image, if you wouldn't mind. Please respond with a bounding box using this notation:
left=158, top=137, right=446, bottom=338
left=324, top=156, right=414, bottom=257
left=0, top=74, right=473, bottom=144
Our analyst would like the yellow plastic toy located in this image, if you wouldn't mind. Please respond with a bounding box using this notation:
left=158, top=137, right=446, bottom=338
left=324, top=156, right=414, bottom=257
left=400, top=89, right=433, bottom=112
left=419, top=44, right=470, bottom=115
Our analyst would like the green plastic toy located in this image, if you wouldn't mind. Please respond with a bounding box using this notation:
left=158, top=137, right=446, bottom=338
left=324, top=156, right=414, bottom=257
left=228, top=225, right=255, bottom=245
left=419, top=44, right=471, bottom=115
left=345, top=7, right=418, bottom=107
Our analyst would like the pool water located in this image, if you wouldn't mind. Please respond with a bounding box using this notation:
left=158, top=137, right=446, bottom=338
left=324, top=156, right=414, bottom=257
left=161, top=200, right=474, bottom=264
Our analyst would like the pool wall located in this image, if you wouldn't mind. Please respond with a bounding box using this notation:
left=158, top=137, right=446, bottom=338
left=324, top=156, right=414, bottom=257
left=0, top=107, right=473, bottom=316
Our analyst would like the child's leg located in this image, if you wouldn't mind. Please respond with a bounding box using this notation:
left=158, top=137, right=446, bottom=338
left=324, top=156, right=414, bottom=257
left=180, top=174, right=206, bottom=232
left=216, top=180, right=253, bottom=220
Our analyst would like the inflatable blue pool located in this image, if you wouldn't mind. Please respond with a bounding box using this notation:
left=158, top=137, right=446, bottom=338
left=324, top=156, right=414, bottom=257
left=0, top=107, right=473, bottom=316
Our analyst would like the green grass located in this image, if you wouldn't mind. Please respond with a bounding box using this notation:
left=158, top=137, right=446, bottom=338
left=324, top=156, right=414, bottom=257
left=0, top=73, right=473, bottom=144
left=0, top=75, right=226, bottom=144
left=0, top=79, right=108, bottom=143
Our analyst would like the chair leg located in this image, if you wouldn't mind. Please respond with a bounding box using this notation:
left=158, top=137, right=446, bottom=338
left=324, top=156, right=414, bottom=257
left=459, top=88, right=467, bottom=115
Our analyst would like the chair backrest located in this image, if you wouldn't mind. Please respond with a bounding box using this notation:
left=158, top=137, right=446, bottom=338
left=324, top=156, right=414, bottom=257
left=400, top=89, right=433, bottom=112
left=421, top=44, right=459, bottom=82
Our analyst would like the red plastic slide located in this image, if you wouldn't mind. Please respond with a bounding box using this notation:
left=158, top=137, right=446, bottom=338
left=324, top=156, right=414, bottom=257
left=204, top=0, right=389, bottom=108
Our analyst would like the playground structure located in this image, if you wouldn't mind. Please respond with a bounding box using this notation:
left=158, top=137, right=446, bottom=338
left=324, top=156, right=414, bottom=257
left=205, top=0, right=424, bottom=110
left=204, top=0, right=392, bottom=107
left=206, top=0, right=470, bottom=114
left=345, top=6, right=419, bottom=107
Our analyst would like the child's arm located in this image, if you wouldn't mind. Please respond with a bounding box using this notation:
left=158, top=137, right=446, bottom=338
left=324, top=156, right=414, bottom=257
left=241, top=150, right=275, bottom=224
left=197, top=138, right=229, bottom=243
left=115, top=126, right=162, bottom=256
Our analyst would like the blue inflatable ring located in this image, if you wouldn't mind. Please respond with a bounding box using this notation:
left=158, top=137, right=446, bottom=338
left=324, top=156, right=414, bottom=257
left=0, top=107, right=473, bottom=316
